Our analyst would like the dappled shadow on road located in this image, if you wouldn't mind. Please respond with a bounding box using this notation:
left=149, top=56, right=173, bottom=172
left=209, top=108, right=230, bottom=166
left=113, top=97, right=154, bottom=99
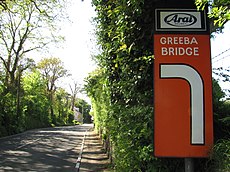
left=0, top=125, right=92, bottom=172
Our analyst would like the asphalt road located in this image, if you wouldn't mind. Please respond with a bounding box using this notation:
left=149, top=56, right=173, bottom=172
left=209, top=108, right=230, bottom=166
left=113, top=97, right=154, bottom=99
left=0, top=124, right=93, bottom=172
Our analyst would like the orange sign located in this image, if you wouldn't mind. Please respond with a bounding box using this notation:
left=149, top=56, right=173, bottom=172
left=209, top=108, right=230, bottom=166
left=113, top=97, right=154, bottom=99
left=154, top=34, right=213, bottom=157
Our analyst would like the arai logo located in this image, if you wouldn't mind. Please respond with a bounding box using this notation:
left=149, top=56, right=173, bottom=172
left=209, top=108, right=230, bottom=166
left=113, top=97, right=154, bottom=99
left=164, top=13, right=197, bottom=27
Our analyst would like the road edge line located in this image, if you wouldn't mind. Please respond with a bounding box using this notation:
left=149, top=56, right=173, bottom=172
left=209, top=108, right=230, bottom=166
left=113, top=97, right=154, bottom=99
left=75, top=128, right=90, bottom=172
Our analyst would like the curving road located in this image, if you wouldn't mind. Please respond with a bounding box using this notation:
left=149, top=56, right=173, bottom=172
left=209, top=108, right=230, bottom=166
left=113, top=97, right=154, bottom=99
left=0, top=124, right=93, bottom=172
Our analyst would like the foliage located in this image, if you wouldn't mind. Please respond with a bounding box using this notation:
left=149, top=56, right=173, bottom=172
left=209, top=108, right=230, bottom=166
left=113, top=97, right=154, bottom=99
left=85, top=0, right=156, bottom=171
left=37, top=57, right=69, bottom=124
left=85, top=68, right=109, bottom=131
left=212, top=78, right=225, bottom=111
left=196, top=0, right=230, bottom=32
left=54, top=88, right=74, bottom=125
left=85, top=0, right=230, bottom=171
left=0, top=0, right=73, bottom=137
left=210, top=139, right=230, bottom=171
left=22, top=70, right=50, bottom=129
left=37, top=57, right=68, bottom=94
left=213, top=66, right=230, bottom=99
left=75, top=98, right=92, bottom=124
left=0, top=0, right=65, bottom=92
left=0, top=57, right=80, bottom=137
left=212, top=79, right=230, bottom=143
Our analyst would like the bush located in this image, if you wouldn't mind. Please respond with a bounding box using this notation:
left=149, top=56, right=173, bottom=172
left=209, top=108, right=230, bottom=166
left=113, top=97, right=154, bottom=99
left=209, top=139, right=230, bottom=171
left=86, top=0, right=230, bottom=171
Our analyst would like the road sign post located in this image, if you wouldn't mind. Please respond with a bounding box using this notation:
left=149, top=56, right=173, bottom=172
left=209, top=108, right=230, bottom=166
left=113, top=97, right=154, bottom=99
left=185, top=158, right=194, bottom=172
left=153, top=5, right=213, bottom=159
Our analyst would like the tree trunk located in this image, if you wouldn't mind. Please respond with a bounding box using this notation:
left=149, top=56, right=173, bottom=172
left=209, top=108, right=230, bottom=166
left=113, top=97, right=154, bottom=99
left=16, top=68, right=21, bottom=120
left=49, top=92, right=55, bottom=124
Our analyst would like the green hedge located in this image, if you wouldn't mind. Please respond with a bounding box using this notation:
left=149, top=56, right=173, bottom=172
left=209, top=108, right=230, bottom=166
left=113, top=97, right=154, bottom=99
left=85, top=0, right=230, bottom=171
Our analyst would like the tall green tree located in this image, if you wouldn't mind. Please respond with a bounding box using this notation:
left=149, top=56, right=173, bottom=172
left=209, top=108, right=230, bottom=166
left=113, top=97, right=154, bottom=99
left=0, top=0, right=65, bottom=92
left=22, top=70, right=50, bottom=129
left=75, top=98, right=91, bottom=124
left=0, top=0, right=68, bottom=135
left=54, top=88, right=72, bottom=125
left=37, top=57, right=69, bottom=124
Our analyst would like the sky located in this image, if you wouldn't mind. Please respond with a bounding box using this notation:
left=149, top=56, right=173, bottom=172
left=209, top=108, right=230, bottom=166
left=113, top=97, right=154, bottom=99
left=210, top=21, right=230, bottom=96
left=57, top=0, right=97, bottom=81
left=211, top=22, right=230, bottom=68
left=53, top=0, right=98, bottom=89
left=32, top=0, right=98, bottom=102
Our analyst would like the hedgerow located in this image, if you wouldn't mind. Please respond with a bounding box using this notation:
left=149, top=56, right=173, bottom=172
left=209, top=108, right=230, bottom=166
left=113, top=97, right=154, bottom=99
left=85, top=0, right=230, bottom=171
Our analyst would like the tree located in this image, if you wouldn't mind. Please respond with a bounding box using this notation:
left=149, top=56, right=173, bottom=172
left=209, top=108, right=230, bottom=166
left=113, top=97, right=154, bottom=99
left=86, top=0, right=155, bottom=170
left=0, top=0, right=8, bottom=10
left=75, top=98, right=91, bottom=124
left=69, top=80, right=81, bottom=111
left=0, top=0, right=65, bottom=92
left=0, top=0, right=67, bottom=134
left=37, top=57, right=68, bottom=124
left=55, top=88, right=72, bottom=125
left=196, top=0, right=230, bottom=32
left=22, top=69, right=50, bottom=129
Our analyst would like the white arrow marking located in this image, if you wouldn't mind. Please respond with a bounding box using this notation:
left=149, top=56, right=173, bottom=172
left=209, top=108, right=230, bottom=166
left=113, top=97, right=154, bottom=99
left=160, top=64, right=204, bottom=145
